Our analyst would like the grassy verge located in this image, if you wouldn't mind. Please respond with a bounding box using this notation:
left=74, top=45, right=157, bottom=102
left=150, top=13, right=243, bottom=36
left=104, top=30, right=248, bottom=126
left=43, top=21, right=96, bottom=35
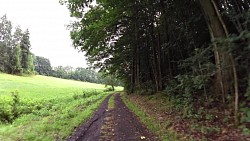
left=108, top=94, right=115, bottom=110
left=121, top=93, right=182, bottom=141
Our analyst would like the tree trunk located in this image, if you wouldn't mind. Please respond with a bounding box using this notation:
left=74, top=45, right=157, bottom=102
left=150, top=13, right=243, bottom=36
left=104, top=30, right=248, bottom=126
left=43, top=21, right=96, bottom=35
left=157, top=31, right=163, bottom=91
left=199, top=0, right=231, bottom=101
left=199, top=0, right=239, bottom=126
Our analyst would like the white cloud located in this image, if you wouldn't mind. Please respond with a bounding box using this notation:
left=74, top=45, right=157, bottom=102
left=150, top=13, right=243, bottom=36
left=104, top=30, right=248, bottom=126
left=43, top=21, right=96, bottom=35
left=0, top=0, right=87, bottom=68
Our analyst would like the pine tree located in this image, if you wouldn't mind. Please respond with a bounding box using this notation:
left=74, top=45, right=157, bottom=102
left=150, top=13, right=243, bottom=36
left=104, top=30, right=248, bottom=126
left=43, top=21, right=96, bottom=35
left=20, top=29, right=32, bottom=73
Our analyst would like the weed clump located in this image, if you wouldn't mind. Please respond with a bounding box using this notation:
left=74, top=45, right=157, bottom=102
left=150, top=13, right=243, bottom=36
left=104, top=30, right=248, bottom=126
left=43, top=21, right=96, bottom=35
left=73, top=90, right=98, bottom=100
left=0, top=91, right=44, bottom=123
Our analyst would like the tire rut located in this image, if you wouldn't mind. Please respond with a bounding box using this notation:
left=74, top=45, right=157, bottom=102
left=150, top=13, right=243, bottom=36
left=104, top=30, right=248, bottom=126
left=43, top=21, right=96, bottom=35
left=67, top=94, right=111, bottom=141
left=68, top=93, right=160, bottom=141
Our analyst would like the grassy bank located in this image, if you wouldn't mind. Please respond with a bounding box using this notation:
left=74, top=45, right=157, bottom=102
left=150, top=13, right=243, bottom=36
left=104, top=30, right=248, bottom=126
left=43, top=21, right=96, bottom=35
left=121, top=93, right=181, bottom=141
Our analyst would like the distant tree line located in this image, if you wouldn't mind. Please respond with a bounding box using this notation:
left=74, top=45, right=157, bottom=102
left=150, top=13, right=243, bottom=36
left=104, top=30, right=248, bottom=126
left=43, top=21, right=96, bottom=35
left=34, top=58, right=119, bottom=85
left=0, top=14, right=119, bottom=88
left=33, top=55, right=110, bottom=84
left=0, top=15, right=34, bottom=74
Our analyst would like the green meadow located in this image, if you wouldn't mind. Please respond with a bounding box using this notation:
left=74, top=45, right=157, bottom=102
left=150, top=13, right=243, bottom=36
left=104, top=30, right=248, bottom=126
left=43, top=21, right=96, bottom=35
left=0, top=73, right=122, bottom=140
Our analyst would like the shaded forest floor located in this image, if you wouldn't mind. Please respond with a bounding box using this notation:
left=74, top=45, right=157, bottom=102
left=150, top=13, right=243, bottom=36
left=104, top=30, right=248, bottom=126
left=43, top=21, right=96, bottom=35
left=126, top=93, right=250, bottom=141
left=68, top=93, right=159, bottom=141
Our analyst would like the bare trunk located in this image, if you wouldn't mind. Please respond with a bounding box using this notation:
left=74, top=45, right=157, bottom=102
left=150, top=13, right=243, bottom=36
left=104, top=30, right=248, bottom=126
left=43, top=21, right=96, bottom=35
left=230, top=54, right=239, bottom=126
left=151, top=58, right=159, bottom=92
left=157, top=32, right=163, bottom=91
left=199, top=0, right=231, bottom=102
left=199, top=0, right=239, bottom=126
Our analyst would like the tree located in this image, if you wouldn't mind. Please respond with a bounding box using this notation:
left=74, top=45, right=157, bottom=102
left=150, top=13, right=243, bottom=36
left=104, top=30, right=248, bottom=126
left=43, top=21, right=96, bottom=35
left=9, top=26, right=23, bottom=74
left=20, top=29, right=34, bottom=73
left=103, top=74, right=119, bottom=91
left=0, top=15, right=35, bottom=75
left=63, top=0, right=250, bottom=128
left=0, top=15, right=12, bottom=72
left=34, top=56, right=52, bottom=76
left=198, top=0, right=240, bottom=125
left=11, top=44, right=22, bottom=74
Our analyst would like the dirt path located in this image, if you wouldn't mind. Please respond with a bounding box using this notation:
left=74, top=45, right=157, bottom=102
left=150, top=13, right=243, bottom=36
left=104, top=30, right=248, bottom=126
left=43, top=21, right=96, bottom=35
left=113, top=94, right=159, bottom=141
left=68, top=93, right=160, bottom=141
left=68, top=95, right=111, bottom=141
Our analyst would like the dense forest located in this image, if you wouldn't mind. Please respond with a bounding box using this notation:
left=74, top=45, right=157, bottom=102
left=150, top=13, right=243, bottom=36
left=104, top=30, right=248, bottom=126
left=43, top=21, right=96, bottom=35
left=62, top=0, right=250, bottom=132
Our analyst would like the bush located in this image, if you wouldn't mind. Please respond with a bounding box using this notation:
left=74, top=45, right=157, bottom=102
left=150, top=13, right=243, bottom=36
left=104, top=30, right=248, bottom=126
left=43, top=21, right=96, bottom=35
left=0, top=91, right=46, bottom=123
left=103, top=87, right=113, bottom=92
left=73, top=90, right=98, bottom=100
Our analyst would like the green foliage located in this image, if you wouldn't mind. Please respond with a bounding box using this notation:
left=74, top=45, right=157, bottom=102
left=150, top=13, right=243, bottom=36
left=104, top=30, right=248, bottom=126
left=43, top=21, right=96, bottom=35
left=0, top=15, right=12, bottom=73
left=164, top=74, right=207, bottom=105
left=190, top=123, right=221, bottom=135
left=10, top=91, right=20, bottom=119
left=20, top=29, right=34, bottom=74
left=136, top=81, right=154, bottom=95
left=103, top=74, right=120, bottom=91
left=0, top=98, right=12, bottom=123
left=0, top=15, right=34, bottom=75
left=239, top=76, right=250, bottom=135
left=34, top=56, right=52, bottom=76
left=108, top=94, right=115, bottom=109
left=11, top=44, right=22, bottom=74
left=103, top=87, right=114, bottom=92
left=51, top=66, right=109, bottom=84
left=72, top=90, right=98, bottom=100
left=62, top=0, right=250, bottom=136
left=0, top=91, right=42, bottom=123
left=0, top=91, right=109, bottom=140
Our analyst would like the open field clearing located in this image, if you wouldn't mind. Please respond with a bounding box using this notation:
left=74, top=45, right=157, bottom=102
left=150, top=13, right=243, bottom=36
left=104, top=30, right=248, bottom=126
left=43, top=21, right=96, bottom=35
left=0, top=73, right=111, bottom=99
left=0, top=73, right=122, bottom=140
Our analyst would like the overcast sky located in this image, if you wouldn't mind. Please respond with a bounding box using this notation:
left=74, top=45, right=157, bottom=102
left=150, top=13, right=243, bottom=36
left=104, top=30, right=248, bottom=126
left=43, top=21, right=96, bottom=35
left=0, top=0, right=88, bottom=68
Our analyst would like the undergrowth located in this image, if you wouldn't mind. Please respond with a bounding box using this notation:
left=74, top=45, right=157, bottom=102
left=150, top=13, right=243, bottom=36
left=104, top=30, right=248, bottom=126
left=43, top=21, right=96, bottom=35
left=125, top=90, right=250, bottom=140
left=0, top=91, right=110, bottom=141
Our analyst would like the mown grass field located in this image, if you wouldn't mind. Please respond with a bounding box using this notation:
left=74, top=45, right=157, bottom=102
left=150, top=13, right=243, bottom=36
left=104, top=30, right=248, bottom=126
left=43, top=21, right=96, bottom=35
left=0, top=73, right=122, bottom=140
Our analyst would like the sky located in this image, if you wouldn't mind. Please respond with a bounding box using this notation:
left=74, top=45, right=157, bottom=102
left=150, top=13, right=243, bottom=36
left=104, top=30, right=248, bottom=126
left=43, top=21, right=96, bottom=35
left=0, top=0, right=88, bottom=68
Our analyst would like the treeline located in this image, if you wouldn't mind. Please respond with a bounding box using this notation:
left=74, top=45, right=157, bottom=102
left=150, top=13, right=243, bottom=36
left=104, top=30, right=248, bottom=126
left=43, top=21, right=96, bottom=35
left=34, top=57, right=105, bottom=84
left=0, top=15, right=34, bottom=74
left=63, top=0, right=250, bottom=127
left=34, top=56, right=115, bottom=84
left=0, top=15, right=118, bottom=87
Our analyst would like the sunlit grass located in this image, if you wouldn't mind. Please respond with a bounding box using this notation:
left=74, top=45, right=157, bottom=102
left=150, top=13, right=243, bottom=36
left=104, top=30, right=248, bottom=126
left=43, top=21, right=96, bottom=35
left=0, top=73, right=123, bottom=140
left=108, top=94, right=115, bottom=110
left=0, top=73, right=123, bottom=99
